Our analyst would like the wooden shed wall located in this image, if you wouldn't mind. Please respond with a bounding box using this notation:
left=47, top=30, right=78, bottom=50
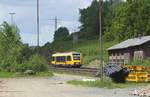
left=108, top=41, right=150, bottom=65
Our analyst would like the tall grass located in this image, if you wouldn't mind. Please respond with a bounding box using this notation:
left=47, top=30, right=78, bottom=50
left=83, top=55, right=100, bottom=65
left=67, top=79, right=150, bottom=89
left=75, top=39, right=117, bottom=65
left=131, top=58, right=150, bottom=67
left=53, top=39, right=118, bottom=65
left=0, top=72, right=53, bottom=78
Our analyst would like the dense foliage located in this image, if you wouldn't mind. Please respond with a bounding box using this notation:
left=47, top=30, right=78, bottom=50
left=0, top=22, right=23, bottom=72
left=78, top=0, right=124, bottom=39
left=78, top=0, right=150, bottom=42
left=79, top=0, right=99, bottom=39
left=11, top=54, right=49, bottom=72
left=104, top=0, right=150, bottom=42
left=0, top=22, right=48, bottom=72
left=27, top=54, right=48, bottom=72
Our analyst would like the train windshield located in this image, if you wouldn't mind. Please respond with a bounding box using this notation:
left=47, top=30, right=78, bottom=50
left=73, top=54, right=80, bottom=60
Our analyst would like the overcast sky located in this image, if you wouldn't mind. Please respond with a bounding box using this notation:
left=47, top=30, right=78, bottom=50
left=0, top=0, right=93, bottom=46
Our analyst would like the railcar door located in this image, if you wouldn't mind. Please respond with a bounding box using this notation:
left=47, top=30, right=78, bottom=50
left=66, top=55, right=72, bottom=66
left=51, top=56, right=55, bottom=65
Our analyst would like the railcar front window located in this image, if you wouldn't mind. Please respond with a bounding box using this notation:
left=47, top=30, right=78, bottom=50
left=73, top=54, right=80, bottom=60
left=52, top=57, right=55, bottom=61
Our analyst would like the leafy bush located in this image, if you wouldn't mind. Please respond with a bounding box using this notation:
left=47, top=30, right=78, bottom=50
left=131, top=58, right=150, bottom=67
left=131, top=59, right=144, bottom=66
left=143, top=58, right=150, bottom=67
left=10, top=61, right=29, bottom=72
left=4, top=54, right=49, bottom=73
left=28, top=54, right=48, bottom=72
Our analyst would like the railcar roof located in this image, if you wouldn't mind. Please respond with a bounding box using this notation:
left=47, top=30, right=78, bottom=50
left=52, top=52, right=80, bottom=56
left=108, top=35, right=150, bottom=51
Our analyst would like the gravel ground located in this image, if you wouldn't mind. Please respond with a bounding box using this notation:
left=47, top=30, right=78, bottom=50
left=0, top=74, right=139, bottom=97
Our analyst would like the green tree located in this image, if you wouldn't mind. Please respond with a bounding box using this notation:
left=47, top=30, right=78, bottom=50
left=107, top=0, right=150, bottom=42
left=39, top=42, right=54, bottom=60
left=20, top=44, right=35, bottom=61
left=54, top=27, right=69, bottom=41
left=79, top=0, right=124, bottom=39
left=0, top=22, right=23, bottom=72
left=79, top=0, right=99, bottom=39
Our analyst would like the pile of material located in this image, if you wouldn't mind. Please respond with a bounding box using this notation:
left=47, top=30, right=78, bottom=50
left=24, top=70, right=35, bottom=75
left=103, top=64, right=129, bottom=83
left=131, top=86, right=150, bottom=97
left=87, top=59, right=100, bottom=68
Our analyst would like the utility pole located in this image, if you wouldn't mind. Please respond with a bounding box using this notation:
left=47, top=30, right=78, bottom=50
left=37, top=0, right=40, bottom=51
left=8, top=12, right=16, bottom=25
left=49, top=16, right=61, bottom=33
left=54, top=16, right=57, bottom=32
left=99, top=0, right=103, bottom=79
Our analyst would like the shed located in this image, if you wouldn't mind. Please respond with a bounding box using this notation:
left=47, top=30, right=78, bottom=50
left=107, top=35, right=150, bottom=65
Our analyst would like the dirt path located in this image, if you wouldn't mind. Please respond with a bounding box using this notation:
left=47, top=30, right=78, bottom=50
left=0, top=74, right=138, bottom=97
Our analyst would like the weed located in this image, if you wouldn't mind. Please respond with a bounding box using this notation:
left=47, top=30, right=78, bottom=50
left=67, top=78, right=150, bottom=89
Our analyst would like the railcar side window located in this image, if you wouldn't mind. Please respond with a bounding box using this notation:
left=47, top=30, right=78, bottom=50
left=67, top=56, right=71, bottom=61
left=56, top=57, right=60, bottom=62
left=61, top=56, right=65, bottom=62
left=56, top=56, right=66, bottom=62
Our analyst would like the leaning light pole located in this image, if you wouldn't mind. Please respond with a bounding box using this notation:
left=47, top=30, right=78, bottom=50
left=99, top=0, right=103, bottom=79
left=37, top=0, right=40, bottom=52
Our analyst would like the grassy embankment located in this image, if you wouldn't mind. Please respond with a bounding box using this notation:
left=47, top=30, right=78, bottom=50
left=67, top=79, right=150, bottom=89
left=53, top=39, right=118, bottom=67
left=0, top=72, right=53, bottom=78
left=54, top=39, right=150, bottom=68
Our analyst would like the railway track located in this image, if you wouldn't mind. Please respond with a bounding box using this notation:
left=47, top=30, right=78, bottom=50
left=49, top=66, right=100, bottom=76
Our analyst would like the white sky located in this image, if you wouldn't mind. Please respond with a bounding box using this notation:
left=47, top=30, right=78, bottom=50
left=0, top=0, right=93, bottom=46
